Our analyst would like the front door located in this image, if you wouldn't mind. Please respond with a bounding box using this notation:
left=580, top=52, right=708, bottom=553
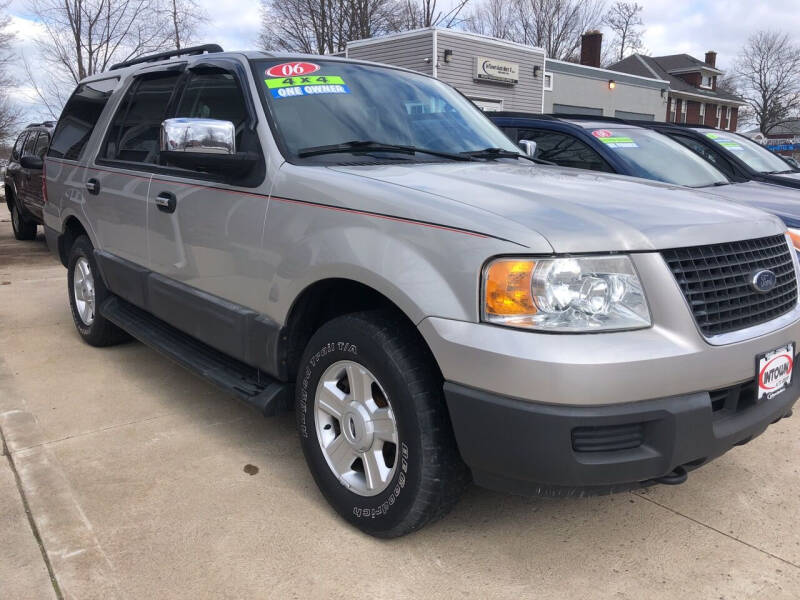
left=146, top=66, right=269, bottom=313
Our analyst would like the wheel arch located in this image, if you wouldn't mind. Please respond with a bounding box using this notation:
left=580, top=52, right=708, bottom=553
left=58, top=215, right=91, bottom=267
left=281, top=277, right=441, bottom=383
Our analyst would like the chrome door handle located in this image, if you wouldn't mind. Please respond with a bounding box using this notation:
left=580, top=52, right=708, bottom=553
left=155, top=191, right=176, bottom=213
left=86, top=178, right=100, bottom=195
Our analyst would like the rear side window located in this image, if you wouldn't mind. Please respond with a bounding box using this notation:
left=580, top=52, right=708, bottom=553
left=48, top=78, right=118, bottom=161
left=518, top=128, right=614, bottom=173
left=11, top=132, right=26, bottom=161
left=102, top=73, right=181, bottom=164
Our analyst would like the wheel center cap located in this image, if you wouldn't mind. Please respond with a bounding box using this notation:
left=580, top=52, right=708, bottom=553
left=342, top=404, right=374, bottom=451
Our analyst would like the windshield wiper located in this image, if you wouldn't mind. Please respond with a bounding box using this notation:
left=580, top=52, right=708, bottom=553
left=297, top=140, right=474, bottom=161
left=461, top=147, right=543, bottom=164
left=766, top=169, right=795, bottom=174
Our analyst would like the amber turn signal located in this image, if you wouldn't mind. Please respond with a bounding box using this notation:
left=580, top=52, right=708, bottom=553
left=787, top=228, right=800, bottom=251
left=484, top=259, right=537, bottom=316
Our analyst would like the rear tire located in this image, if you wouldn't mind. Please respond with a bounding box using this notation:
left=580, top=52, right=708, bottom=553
left=67, top=235, right=128, bottom=347
left=296, top=310, right=469, bottom=538
left=10, top=199, right=37, bottom=241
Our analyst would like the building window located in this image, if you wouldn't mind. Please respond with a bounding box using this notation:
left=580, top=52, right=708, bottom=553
left=701, top=75, right=713, bottom=89
left=716, top=105, right=722, bottom=128
left=726, top=106, right=732, bottom=128
left=699, top=102, right=705, bottom=122
left=681, top=100, right=687, bottom=124
left=543, top=72, right=553, bottom=91
left=670, top=99, right=676, bottom=122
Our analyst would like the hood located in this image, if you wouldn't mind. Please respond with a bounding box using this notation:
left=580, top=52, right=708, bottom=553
left=331, top=162, right=784, bottom=252
left=702, top=181, right=800, bottom=224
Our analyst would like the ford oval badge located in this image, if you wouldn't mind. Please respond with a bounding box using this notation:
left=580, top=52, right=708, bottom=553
left=751, top=269, right=777, bottom=294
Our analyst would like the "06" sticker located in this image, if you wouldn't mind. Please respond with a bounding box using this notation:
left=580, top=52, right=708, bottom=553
left=266, top=62, right=320, bottom=78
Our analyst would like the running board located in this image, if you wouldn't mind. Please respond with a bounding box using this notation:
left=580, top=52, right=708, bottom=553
left=100, top=296, right=291, bottom=416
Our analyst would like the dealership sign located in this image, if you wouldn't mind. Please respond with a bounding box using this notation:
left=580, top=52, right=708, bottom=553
left=474, top=57, right=519, bottom=84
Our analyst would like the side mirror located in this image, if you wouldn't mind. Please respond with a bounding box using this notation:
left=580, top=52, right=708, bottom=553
left=518, top=139, right=537, bottom=158
left=160, top=118, right=258, bottom=178
left=161, top=118, right=236, bottom=155
left=20, top=156, right=44, bottom=170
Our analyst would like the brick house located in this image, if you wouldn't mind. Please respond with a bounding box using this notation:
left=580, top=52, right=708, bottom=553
left=609, top=51, right=745, bottom=131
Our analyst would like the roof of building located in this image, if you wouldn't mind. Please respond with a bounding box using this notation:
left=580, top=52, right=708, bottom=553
left=745, top=120, right=800, bottom=137
left=609, top=53, right=744, bottom=104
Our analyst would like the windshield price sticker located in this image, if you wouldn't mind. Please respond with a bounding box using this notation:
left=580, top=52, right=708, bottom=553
left=600, top=137, right=639, bottom=148
left=271, top=84, right=351, bottom=98
left=266, top=75, right=346, bottom=89
left=757, top=343, right=794, bottom=401
left=265, top=62, right=320, bottom=77
left=705, top=132, right=743, bottom=150
left=592, top=129, right=639, bottom=148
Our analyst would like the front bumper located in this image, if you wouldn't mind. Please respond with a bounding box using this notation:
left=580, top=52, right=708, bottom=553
left=445, top=378, right=797, bottom=494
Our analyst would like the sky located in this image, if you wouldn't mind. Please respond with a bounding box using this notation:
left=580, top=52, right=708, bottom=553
left=5, top=0, right=800, bottom=120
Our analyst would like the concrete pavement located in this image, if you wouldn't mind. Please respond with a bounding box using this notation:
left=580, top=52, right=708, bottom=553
left=1, top=215, right=800, bottom=599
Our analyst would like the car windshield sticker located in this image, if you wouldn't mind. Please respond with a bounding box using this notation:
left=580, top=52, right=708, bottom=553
left=265, top=62, right=320, bottom=78
left=705, top=132, right=743, bottom=151
left=265, top=75, right=346, bottom=89
left=592, top=130, right=638, bottom=148
left=270, top=84, right=351, bottom=99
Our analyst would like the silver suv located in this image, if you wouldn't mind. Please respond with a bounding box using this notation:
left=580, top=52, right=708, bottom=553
left=43, top=45, right=799, bottom=537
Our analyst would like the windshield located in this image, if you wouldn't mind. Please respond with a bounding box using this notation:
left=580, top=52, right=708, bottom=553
left=252, top=59, right=520, bottom=162
left=698, top=129, right=793, bottom=174
left=580, top=125, right=728, bottom=187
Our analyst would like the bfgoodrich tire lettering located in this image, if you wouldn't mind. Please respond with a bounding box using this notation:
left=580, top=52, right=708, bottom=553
left=296, top=310, right=469, bottom=538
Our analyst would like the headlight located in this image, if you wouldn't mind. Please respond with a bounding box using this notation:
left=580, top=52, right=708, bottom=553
left=787, top=228, right=800, bottom=251
left=483, top=256, right=651, bottom=332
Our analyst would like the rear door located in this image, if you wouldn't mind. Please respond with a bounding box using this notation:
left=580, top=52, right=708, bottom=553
left=94, top=71, right=183, bottom=266
left=26, top=132, right=50, bottom=221
left=6, top=131, right=28, bottom=208
left=18, top=133, right=38, bottom=212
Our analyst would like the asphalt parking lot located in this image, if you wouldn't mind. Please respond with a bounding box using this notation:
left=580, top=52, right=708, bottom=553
left=1, top=217, right=800, bottom=600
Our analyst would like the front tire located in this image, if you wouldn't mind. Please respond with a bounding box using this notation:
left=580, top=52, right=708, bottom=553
left=10, top=199, right=37, bottom=240
left=67, top=235, right=128, bottom=346
left=296, top=310, right=469, bottom=538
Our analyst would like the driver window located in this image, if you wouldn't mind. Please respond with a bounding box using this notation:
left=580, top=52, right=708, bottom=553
left=175, top=71, right=249, bottom=148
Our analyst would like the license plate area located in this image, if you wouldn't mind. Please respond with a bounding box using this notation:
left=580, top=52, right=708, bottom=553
left=756, top=343, right=795, bottom=402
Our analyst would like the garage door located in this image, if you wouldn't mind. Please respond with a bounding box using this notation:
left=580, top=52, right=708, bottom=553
left=615, top=110, right=655, bottom=120
left=553, top=104, right=603, bottom=116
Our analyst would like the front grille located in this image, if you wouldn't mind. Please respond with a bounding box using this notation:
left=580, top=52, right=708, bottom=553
left=661, top=235, right=798, bottom=337
left=572, top=423, right=644, bottom=453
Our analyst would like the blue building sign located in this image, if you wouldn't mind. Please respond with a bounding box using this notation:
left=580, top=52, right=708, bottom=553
left=767, top=143, right=800, bottom=152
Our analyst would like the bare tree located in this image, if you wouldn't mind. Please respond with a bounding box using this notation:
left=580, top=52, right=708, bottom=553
left=734, top=30, right=800, bottom=134
left=465, top=0, right=605, bottom=61
left=0, top=1, right=22, bottom=142
left=166, top=0, right=208, bottom=50
left=603, top=1, right=643, bottom=63
left=25, top=0, right=176, bottom=115
left=464, top=0, right=516, bottom=39
left=391, top=0, right=470, bottom=30
left=260, top=0, right=402, bottom=55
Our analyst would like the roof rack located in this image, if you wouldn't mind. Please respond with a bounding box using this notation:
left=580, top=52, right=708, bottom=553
left=109, top=44, right=224, bottom=72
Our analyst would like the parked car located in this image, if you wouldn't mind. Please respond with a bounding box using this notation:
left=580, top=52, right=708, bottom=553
left=492, top=113, right=800, bottom=250
left=630, top=121, right=800, bottom=189
left=44, top=46, right=798, bottom=537
left=4, top=121, right=55, bottom=240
